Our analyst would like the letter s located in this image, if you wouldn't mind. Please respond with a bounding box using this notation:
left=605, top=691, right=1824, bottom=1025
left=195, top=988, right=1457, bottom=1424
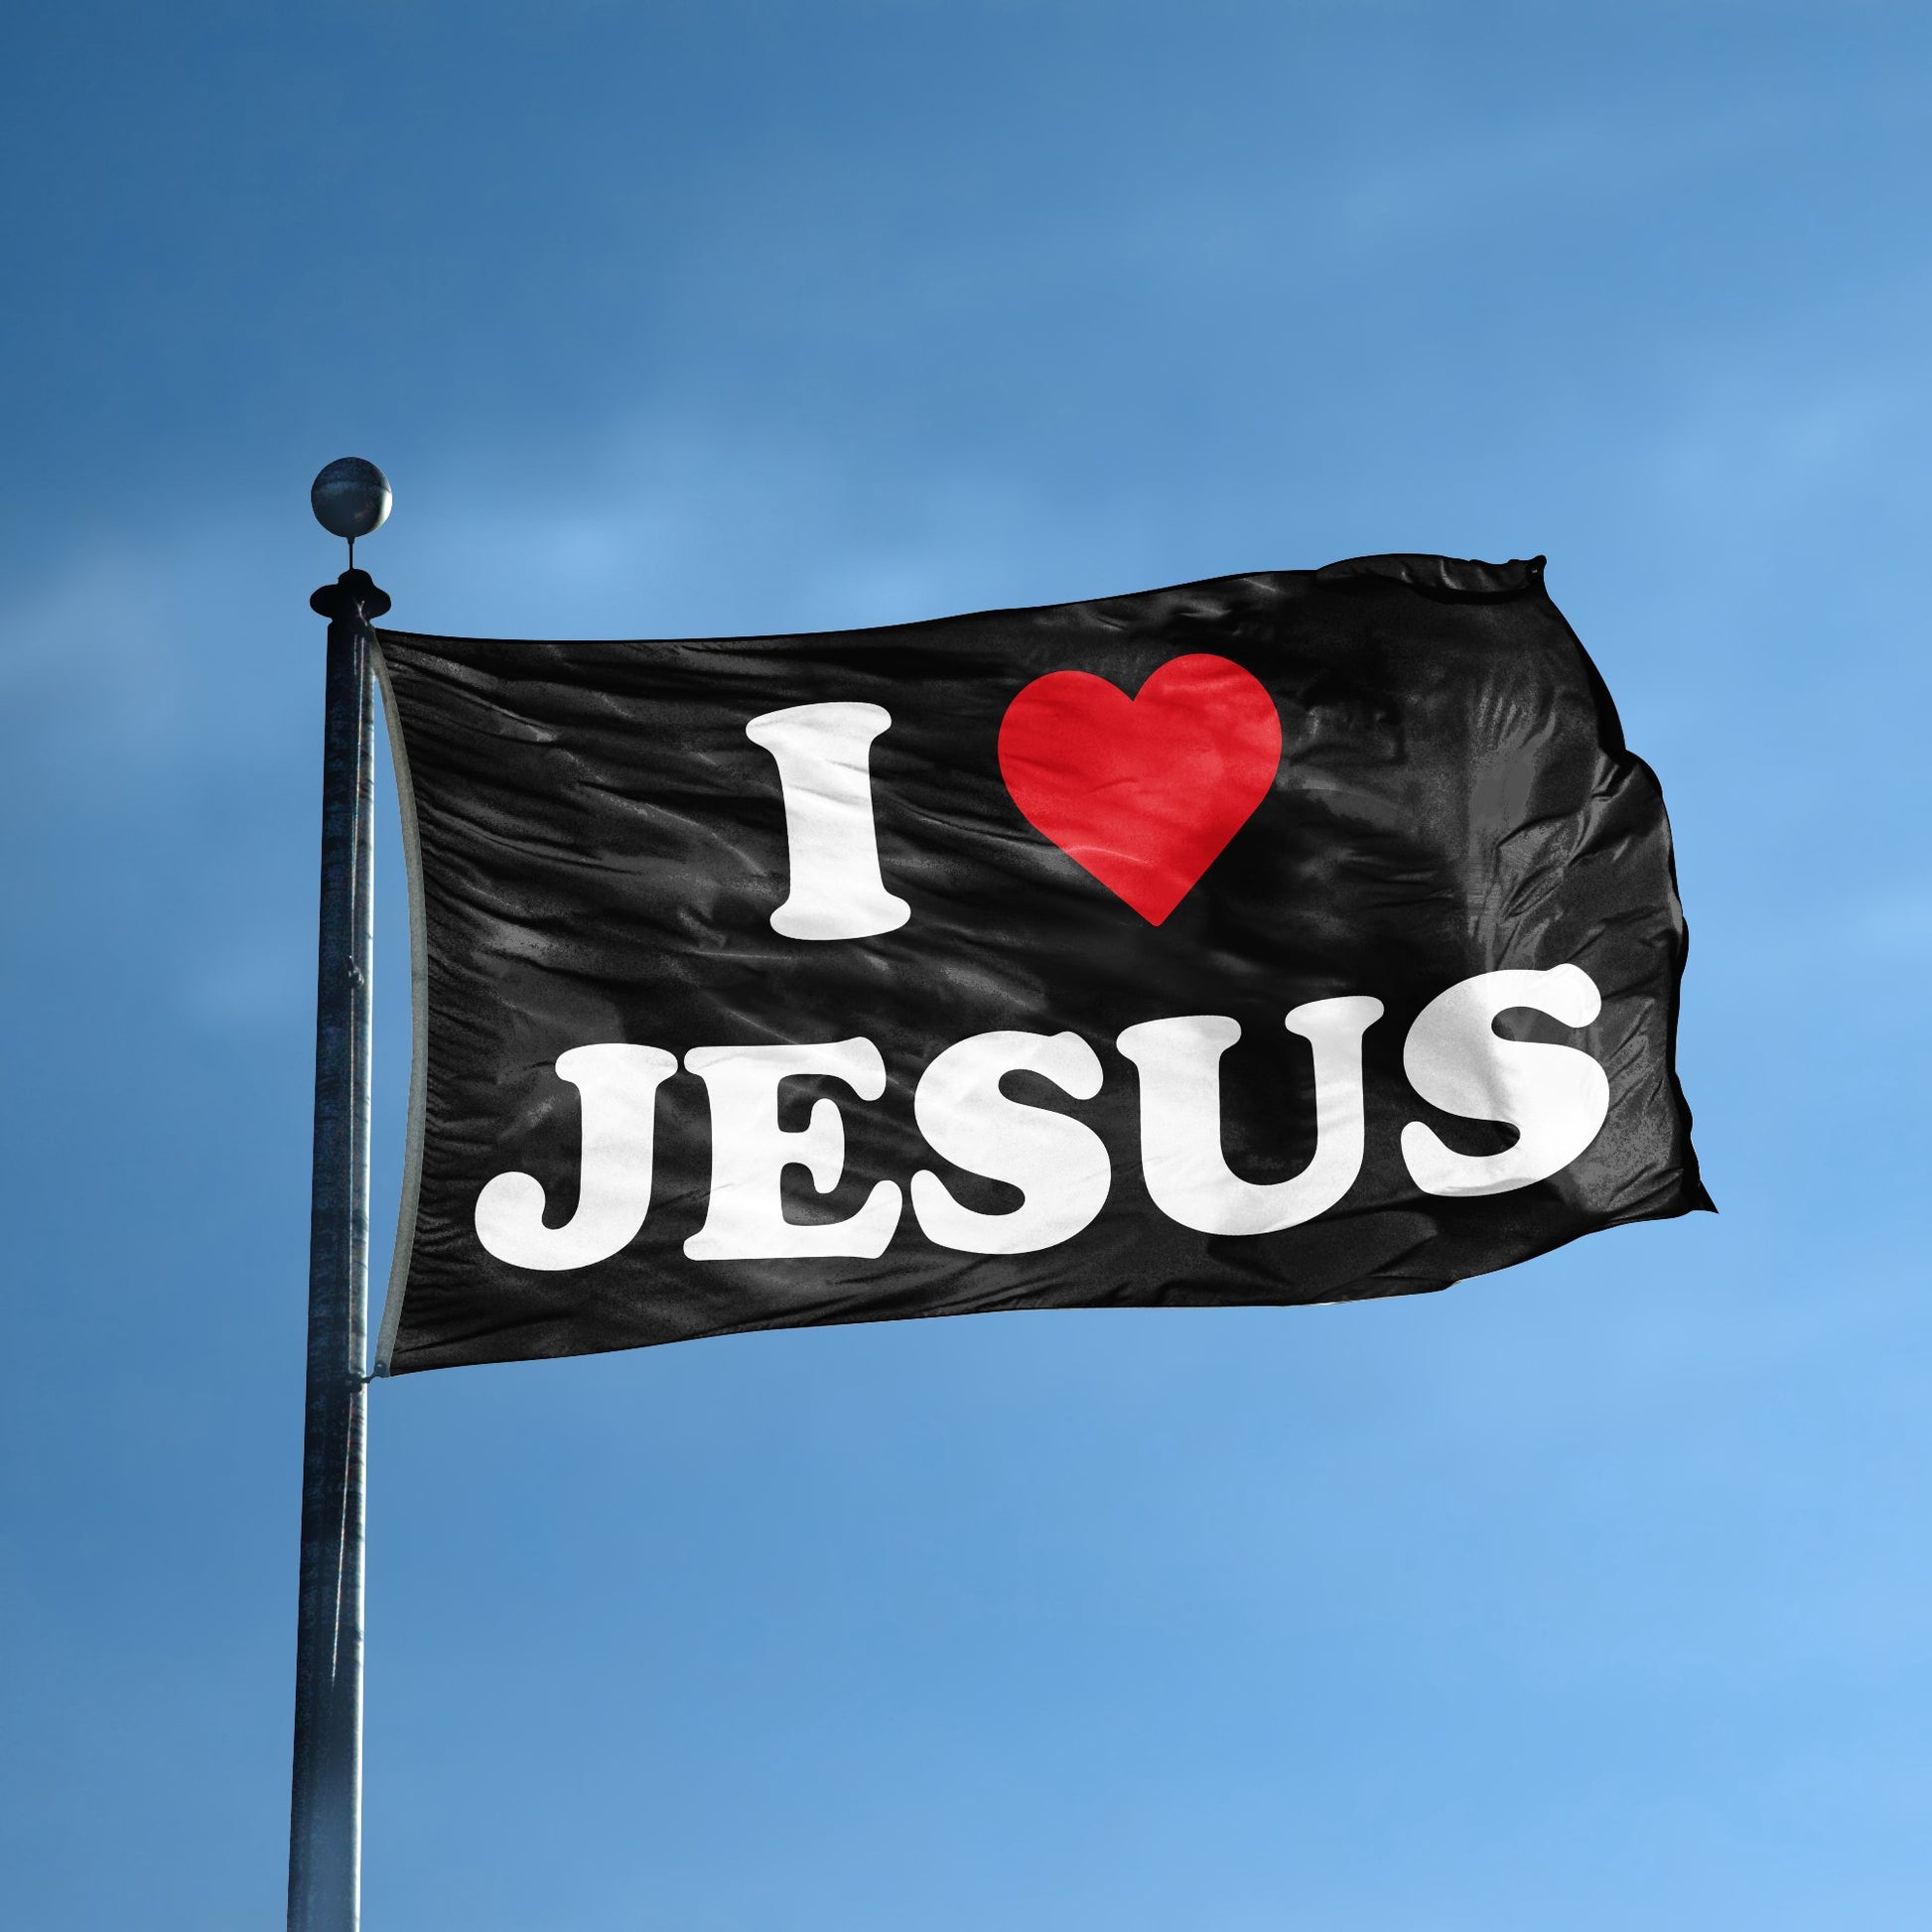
left=911, top=1030, right=1109, bottom=1254
left=1400, top=966, right=1610, bottom=1197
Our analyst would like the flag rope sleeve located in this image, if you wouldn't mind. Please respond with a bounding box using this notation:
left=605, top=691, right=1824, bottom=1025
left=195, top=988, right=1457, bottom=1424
left=371, top=635, right=430, bottom=1379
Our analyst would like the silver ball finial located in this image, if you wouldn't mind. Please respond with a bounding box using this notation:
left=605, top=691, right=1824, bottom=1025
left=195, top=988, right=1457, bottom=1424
left=311, top=458, right=392, bottom=543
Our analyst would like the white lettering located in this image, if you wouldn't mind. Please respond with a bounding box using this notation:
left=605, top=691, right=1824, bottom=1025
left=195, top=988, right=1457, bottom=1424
left=474, top=967, right=1619, bottom=1272
left=1400, top=965, right=1609, bottom=1195
left=910, top=1031, right=1110, bottom=1253
left=684, top=1037, right=903, bottom=1258
left=1115, top=999, right=1383, bottom=1235
left=746, top=702, right=910, bottom=940
left=474, top=1043, right=677, bottom=1270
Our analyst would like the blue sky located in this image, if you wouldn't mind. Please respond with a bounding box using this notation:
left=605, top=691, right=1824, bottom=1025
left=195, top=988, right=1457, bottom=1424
left=4, top=3, right=1931, bottom=1926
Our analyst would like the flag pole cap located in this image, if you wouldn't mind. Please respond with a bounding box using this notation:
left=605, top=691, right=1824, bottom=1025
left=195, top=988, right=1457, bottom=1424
left=311, top=457, right=392, bottom=541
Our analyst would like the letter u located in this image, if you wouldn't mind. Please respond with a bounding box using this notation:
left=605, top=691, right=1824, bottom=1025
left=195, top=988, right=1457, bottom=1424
left=1116, top=999, right=1383, bottom=1235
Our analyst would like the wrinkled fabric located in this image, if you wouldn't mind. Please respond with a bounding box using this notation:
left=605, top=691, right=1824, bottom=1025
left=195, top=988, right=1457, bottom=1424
left=373, top=555, right=1707, bottom=1374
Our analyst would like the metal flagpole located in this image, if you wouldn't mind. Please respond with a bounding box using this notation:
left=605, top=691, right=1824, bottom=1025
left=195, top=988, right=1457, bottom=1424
left=290, top=461, right=392, bottom=1932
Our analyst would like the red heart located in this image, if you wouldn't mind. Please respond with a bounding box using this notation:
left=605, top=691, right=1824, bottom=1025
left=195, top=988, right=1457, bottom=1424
left=998, top=653, right=1282, bottom=925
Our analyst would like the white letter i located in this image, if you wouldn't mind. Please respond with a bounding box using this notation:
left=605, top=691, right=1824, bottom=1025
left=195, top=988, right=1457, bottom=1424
left=746, top=702, right=910, bottom=940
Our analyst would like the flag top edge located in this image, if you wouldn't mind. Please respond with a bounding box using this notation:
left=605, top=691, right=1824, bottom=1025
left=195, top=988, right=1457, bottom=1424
left=372, top=554, right=1548, bottom=655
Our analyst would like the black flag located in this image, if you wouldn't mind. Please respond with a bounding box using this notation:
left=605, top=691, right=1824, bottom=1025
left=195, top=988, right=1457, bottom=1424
left=371, top=554, right=1707, bottom=1375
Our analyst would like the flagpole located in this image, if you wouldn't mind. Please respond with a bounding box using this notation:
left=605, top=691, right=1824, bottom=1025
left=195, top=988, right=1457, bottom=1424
left=290, top=463, right=392, bottom=1932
